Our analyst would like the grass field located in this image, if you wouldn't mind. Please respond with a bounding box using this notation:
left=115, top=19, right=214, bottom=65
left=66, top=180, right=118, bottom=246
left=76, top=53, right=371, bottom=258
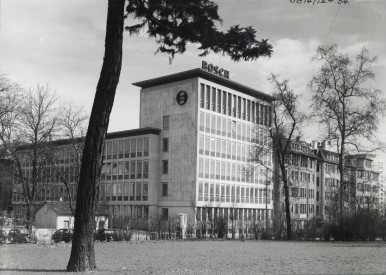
left=1, top=240, right=386, bottom=274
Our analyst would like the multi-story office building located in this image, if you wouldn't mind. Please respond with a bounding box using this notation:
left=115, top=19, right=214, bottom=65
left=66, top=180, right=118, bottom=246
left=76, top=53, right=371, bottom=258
left=134, top=65, right=275, bottom=223
left=8, top=63, right=275, bottom=228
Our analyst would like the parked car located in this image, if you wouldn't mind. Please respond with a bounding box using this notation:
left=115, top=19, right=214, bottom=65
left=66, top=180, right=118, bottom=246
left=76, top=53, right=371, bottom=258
left=94, top=229, right=114, bottom=242
left=0, top=230, right=9, bottom=244
left=8, top=228, right=31, bottom=244
left=51, top=228, right=73, bottom=243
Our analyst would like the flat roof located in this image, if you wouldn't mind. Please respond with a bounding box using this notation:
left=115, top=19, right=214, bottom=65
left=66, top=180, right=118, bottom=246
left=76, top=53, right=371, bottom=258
left=106, top=127, right=161, bottom=139
left=13, top=127, right=161, bottom=151
left=133, top=68, right=275, bottom=102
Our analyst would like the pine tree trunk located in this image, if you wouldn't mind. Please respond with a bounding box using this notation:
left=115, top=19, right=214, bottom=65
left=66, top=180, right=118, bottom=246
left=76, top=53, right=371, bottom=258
left=67, top=0, right=125, bottom=272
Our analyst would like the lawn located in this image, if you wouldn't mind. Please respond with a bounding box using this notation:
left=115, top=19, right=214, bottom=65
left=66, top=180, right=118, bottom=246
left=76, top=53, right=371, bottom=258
left=1, top=240, right=386, bottom=274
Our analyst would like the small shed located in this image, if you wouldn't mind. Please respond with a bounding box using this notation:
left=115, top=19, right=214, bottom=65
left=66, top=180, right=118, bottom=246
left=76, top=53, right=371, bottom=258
left=35, top=202, right=109, bottom=230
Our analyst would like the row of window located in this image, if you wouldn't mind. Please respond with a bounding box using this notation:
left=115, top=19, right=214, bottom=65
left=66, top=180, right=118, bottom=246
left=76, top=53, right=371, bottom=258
left=104, top=138, right=150, bottom=160
left=290, top=187, right=315, bottom=199
left=198, top=158, right=272, bottom=184
left=196, top=207, right=271, bottom=222
left=107, top=204, right=149, bottom=219
left=199, top=111, right=270, bottom=144
left=198, top=134, right=272, bottom=165
left=289, top=171, right=315, bottom=184
left=286, top=154, right=315, bottom=169
left=199, top=83, right=271, bottom=126
left=325, top=177, right=339, bottom=187
left=99, top=182, right=148, bottom=202
left=198, top=181, right=272, bottom=204
left=13, top=184, right=77, bottom=203
left=19, top=166, right=79, bottom=184
left=100, top=160, right=149, bottom=180
left=18, top=148, right=79, bottom=168
left=289, top=203, right=315, bottom=215
left=291, top=143, right=313, bottom=154
left=325, top=164, right=337, bottom=174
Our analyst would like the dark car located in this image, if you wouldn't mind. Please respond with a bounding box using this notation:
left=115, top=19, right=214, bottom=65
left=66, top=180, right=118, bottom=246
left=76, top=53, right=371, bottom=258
left=8, top=228, right=31, bottom=244
left=0, top=230, right=8, bottom=244
left=52, top=228, right=73, bottom=243
left=94, top=229, right=114, bottom=242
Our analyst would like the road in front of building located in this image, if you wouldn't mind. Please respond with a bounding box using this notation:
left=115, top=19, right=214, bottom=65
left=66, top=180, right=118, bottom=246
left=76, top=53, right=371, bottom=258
left=1, top=240, right=385, bottom=274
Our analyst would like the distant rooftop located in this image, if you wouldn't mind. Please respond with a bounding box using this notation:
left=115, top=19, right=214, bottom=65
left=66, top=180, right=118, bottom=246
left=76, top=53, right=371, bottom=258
left=13, top=127, right=161, bottom=151
left=133, top=68, right=275, bottom=102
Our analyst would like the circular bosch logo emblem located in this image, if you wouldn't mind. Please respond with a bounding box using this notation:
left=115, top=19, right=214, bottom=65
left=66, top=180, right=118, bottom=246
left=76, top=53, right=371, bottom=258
left=176, top=90, right=188, bottom=105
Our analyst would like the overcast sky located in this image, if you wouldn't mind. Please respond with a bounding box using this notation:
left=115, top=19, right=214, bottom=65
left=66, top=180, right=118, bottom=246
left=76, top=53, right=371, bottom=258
left=1, top=0, right=385, bottom=156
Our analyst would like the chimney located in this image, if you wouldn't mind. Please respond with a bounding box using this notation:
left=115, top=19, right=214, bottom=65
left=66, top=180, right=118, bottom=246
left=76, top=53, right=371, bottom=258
left=311, top=141, right=318, bottom=150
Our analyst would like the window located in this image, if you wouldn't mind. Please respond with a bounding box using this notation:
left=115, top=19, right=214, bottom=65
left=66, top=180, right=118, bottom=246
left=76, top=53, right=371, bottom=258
left=143, top=182, right=148, bottom=201
left=137, top=139, right=143, bottom=157
left=112, top=163, right=117, bottom=180
left=162, top=182, right=168, bottom=196
left=222, top=91, right=227, bottom=114
left=130, top=161, right=135, bottom=179
left=143, top=160, right=149, bottom=179
left=211, top=115, right=216, bottom=134
left=163, top=115, right=170, bottom=130
left=163, top=138, right=169, bottom=152
left=125, top=140, right=130, bottom=158
left=198, top=158, right=204, bottom=178
left=118, top=140, right=124, bottom=158
left=118, top=162, right=123, bottom=180
left=206, top=85, right=210, bottom=110
left=130, top=182, right=135, bottom=200
left=136, top=182, right=141, bottom=200
left=137, top=160, right=142, bottom=179
left=161, top=208, right=169, bottom=220
left=217, top=89, right=221, bottom=113
left=130, top=140, right=136, bottom=158
left=162, top=160, right=168, bottom=174
left=212, top=87, right=216, bottom=111
left=200, top=84, right=205, bottom=108
left=124, top=161, right=130, bottom=179
left=106, top=142, right=112, bottom=160
left=112, top=142, right=118, bottom=159
left=143, top=138, right=149, bottom=157
left=199, top=112, right=205, bottom=132
left=198, top=182, right=203, bottom=201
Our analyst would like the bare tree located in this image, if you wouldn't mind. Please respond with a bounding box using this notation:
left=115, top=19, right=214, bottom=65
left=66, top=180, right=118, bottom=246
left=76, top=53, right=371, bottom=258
left=0, top=84, right=60, bottom=228
left=310, top=44, right=386, bottom=221
left=0, top=75, right=22, bottom=131
left=46, top=103, right=88, bottom=215
left=252, top=74, right=306, bottom=240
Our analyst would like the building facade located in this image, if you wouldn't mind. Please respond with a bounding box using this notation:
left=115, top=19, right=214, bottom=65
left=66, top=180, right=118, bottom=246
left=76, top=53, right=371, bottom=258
left=9, top=64, right=276, bottom=231
left=316, top=146, right=381, bottom=221
left=134, top=67, right=275, bottom=225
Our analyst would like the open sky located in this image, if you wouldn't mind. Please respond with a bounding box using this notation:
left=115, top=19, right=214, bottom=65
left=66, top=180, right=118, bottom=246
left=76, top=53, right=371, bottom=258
left=1, top=0, right=385, bottom=157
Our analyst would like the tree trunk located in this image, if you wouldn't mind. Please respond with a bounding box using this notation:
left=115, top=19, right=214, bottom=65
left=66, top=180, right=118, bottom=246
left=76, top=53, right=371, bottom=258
left=338, top=140, right=345, bottom=224
left=67, top=0, right=125, bottom=272
left=279, top=160, right=292, bottom=240
left=283, top=178, right=292, bottom=240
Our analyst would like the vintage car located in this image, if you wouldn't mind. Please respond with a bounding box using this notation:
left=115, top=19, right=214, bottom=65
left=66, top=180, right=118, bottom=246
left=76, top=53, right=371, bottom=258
left=8, top=228, right=32, bottom=244
left=51, top=228, right=73, bottom=243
